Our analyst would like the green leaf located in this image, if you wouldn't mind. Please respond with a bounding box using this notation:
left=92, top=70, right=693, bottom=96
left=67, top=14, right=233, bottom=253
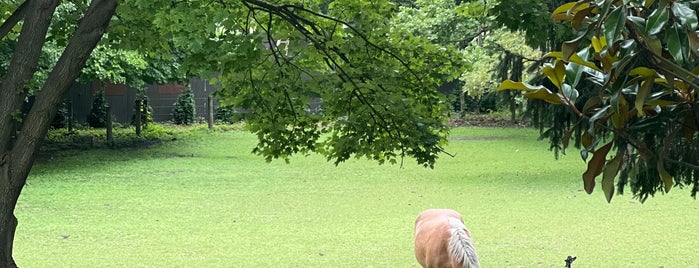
left=602, top=153, right=623, bottom=203
left=603, top=5, right=626, bottom=48
left=635, top=78, right=653, bottom=116
left=545, top=51, right=601, bottom=71
left=671, top=2, right=698, bottom=30
left=666, top=24, right=685, bottom=64
left=582, top=141, right=613, bottom=194
left=497, top=79, right=546, bottom=91
left=541, top=60, right=566, bottom=90
left=646, top=6, right=669, bottom=35
left=523, top=89, right=563, bottom=104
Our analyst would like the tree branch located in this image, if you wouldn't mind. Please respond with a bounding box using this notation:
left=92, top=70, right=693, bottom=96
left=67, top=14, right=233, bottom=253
left=0, top=1, right=28, bottom=40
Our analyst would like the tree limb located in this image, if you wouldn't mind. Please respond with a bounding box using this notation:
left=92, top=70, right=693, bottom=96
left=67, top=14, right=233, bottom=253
left=0, top=1, right=28, bottom=41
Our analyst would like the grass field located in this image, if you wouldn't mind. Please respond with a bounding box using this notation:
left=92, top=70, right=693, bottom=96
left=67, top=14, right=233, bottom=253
left=13, top=126, right=699, bottom=267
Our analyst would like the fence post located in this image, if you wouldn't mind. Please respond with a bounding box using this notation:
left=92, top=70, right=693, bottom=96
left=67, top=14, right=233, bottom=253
left=207, top=95, right=214, bottom=129
left=135, top=99, right=142, bottom=136
left=67, top=99, right=73, bottom=133
left=106, top=106, right=113, bottom=143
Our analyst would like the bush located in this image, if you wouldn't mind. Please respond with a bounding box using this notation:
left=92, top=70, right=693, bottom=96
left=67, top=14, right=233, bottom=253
left=87, top=90, right=108, bottom=128
left=215, top=105, right=236, bottom=124
left=172, top=87, right=196, bottom=125
left=51, top=100, right=71, bottom=129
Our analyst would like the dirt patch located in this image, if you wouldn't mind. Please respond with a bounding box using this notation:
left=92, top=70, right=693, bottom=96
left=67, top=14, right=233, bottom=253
left=449, top=136, right=517, bottom=141
left=450, top=114, right=530, bottom=128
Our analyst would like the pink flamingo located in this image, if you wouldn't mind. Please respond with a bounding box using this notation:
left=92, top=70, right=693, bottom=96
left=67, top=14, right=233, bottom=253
left=414, top=209, right=480, bottom=268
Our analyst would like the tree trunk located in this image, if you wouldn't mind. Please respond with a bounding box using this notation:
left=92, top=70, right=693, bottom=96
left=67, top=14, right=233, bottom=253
left=0, top=1, right=118, bottom=265
left=0, top=154, right=19, bottom=268
left=207, top=96, right=214, bottom=129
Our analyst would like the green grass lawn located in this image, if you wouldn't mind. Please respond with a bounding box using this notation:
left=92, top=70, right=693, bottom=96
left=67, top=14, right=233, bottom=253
left=14, top=126, right=699, bottom=267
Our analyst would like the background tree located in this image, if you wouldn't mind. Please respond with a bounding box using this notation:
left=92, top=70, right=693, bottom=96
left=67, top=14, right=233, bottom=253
left=499, top=0, right=699, bottom=202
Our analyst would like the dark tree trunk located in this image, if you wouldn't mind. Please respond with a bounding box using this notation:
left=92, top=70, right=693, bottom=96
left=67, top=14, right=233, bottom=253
left=0, top=0, right=118, bottom=266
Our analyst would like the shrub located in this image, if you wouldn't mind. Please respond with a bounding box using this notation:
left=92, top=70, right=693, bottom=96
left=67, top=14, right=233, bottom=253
left=51, top=100, right=71, bottom=129
left=87, top=90, right=108, bottom=128
left=215, top=105, right=236, bottom=124
left=172, top=87, right=196, bottom=125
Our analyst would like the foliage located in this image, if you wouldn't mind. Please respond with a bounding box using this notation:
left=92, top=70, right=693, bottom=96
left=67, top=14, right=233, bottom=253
left=120, top=0, right=468, bottom=167
left=498, top=0, right=699, bottom=202
left=51, top=100, right=70, bottom=129
left=462, top=30, right=542, bottom=97
left=172, top=87, right=196, bottom=125
left=86, top=90, right=109, bottom=128
left=394, top=0, right=488, bottom=49
left=491, top=0, right=575, bottom=51
left=215, top=105, right=237, bottom=124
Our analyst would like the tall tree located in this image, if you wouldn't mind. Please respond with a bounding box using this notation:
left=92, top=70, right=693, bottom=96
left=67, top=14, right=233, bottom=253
left=0, top=0, right=465, bottom=265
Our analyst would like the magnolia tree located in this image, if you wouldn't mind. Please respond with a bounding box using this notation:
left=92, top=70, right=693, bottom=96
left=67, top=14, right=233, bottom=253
left=499, top=0, right=699, bottom=202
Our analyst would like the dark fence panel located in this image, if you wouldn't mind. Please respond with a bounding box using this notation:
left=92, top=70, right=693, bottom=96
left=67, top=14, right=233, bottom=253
left=65, top=78, right=218, bottom=124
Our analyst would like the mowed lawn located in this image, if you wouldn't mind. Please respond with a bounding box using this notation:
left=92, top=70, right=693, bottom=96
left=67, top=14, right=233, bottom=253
left=13, top=127, right=699, bottom=267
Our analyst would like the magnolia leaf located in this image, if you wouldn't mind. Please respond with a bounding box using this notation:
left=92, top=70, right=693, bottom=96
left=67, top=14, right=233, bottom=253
left=561, top=84, right=579, bottom=103
left=671, top=2, right=698, bottom=30
left=611, top=91, right=629, bottom=129
left=666, top=24, right=685, bottom=64
left=582, top=96, right=602, bottom=114
left=629, top=67, right=657, bottom=78
left=603, top=6, right=626, bottom=49
left=562, top=40, right=581, bottom=61
left=645, top=36, right=663, bottom=55
left=542, top=61, right=566, bottom=90
left=572, top=7, right=593, bottom=29
left=657, top=159, right=673, bottom=193
left=582, top=141, right=613, bottom=194
left=523, top=89, right=563, bottom=104
left=591, top=35, right=606, bottom=53
left=646, top=6, right=669, bottom=35
left=635, top=78, right=653, bottom=116
left=627, top=16, right=646, bottom=33
left=497, top=79, right=546, bottom=91
left=602, top=153, right=623, bottom=203
left=544, top=51, right=601, bottom=71
left=552, top=1, right=592, bottom=21
left=688, top=30, right=699, bottom=56
left=644, top=0, right=656, bottom=9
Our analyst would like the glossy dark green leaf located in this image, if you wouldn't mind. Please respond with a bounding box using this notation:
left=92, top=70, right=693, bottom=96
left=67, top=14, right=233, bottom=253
left=645, top=6, right=669, bottom=35
left=666, top=24, right=685, bottom=64
left=603, top=5, right=626, bottom=48
left=671, top=2, right=698, bottom=30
